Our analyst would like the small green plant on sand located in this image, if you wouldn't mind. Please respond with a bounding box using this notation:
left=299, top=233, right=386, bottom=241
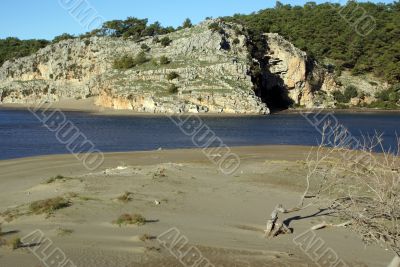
left=139, top=233, right=155, bottom=242
left=45, top=175, right=66, bottom=184
left=29, top=197, right=71, bottom=215
left=117, top=192, right=133, bottom=203
left=114, top=213, right=146, bottom=226
left=57, top=228, right=74, bottom=236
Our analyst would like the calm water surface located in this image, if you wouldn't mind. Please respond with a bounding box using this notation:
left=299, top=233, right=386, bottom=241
left=0, top=109, right=399, bottom=160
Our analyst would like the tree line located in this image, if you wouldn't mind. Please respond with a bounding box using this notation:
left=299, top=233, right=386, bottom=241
left=0, top=38, right=49, bottom=66
left=0, top=17, right=193, bottom=67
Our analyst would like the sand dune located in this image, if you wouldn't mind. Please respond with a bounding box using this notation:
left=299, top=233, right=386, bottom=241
left=0, top=146, right=394, bottom=266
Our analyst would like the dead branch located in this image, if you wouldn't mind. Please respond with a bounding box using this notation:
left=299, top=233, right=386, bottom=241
left=311, top=220, right=352, bottom=230
left=265, top=121, right=400, bottom=260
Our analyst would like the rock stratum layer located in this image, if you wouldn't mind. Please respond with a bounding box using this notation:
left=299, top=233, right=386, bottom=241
left=0, top=20, right=339, bottom=114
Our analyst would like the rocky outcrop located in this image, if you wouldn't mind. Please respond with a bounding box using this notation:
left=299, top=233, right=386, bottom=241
left=263, top=33, right=338, bottom=108
left=0, top=20, right=340, bottom=113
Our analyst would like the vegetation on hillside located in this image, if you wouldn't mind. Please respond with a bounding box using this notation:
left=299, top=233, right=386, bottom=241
left=367, top=84, right=400, bottom=109
left=333, top=85, right=360, bottom=104
left=166, top=71, right=180, bottom=80
left=52, top=33, right=75, bottom=43
left=80, top=17, right=175, bottom=39
left=224, top=1, right=400, bottom=84
left=113, top=52, right=150, bottom=70
left=159, top=56, right=170, bottom=65
left=0, top=38, right=49, bottom=66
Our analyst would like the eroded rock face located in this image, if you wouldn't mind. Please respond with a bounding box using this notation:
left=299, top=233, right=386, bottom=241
left=0, top=20, right=338, bottom=113
left=263, top=33, right=338, bottom=108
left=0, top=20, right=269, bottom=114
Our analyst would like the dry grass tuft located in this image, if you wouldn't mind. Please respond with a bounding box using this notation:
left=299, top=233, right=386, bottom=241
left=145, top=246, right=161, bottom=252
left=57, top=228, right=74, bottom=236
left=114, top=213, right=146, bottom=226
left=139, top=233, right=156, bottom=242
left=153, top=168, right=167, bottom=179
left=29, top=197, right=71, bottom=215
left=117, top=192, right=133, bottom=203
left=44, top=175, right=67, bottom=184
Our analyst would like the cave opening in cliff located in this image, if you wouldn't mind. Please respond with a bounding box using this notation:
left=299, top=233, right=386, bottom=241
left=259, top=86, right=294, bottom=113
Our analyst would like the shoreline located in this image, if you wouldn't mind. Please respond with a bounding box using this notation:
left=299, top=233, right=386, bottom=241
left=0, top=102, right=267, bottom=117
left=278, top=107, right=400, bottom=114
left=1, top=98, right=400, bottom=117
left=0, top=145, right=311, bottom=163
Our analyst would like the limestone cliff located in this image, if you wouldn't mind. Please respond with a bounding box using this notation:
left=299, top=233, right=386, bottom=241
left=262, top=33, right=339, bottom=109
left=0, top=20, right=339, bottom=113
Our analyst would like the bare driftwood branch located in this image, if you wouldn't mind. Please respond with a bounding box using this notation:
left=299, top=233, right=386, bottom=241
left=265, top=121, right=400, bottom=261
left=311, top=220, right=352, bottom=231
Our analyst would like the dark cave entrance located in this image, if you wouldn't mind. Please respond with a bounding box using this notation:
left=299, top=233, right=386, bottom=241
left=253, top=76, right=294, bottom=113
left=261, top=85, right=294, bottom=113
left=246, top=34, right=295, bottom=113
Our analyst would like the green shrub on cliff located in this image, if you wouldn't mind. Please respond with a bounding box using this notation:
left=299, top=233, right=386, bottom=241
left=332, top=86, right=359, bottom=103
left=140, top=43, right=150, bottom=52
left=332, top=90, right=347, bottom=103
left=113, top=52, right=149, bottom=70
left=375, top=86, right=400, bottom=103
left=168, top=84, right=179, bottom=94
left=344, top=85, right=358, bottom=100
left=134, top=51, right=149, bottom=65
left=208, top=22, right=224, bottom=34
left=160, top=37, right=172, bottom=47
left=159, top=56, right=170, bottom=65
left=167, top=72, right=179, bottom=80
left=52, top=33, right=75, bottom=43
left=363, top=84, right=400, bottom=109
left=113, top=55, right=135, bottom=69
left=232, top=38, right=240, bottom=45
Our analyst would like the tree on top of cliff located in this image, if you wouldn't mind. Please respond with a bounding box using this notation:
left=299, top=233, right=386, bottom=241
left=183, top=18, right=193, bottom=29
left=52, top=33, right=75, bottom=43
left=97, top=17, right=175, bottom=40
left=0, top=37, right=49, bottom=66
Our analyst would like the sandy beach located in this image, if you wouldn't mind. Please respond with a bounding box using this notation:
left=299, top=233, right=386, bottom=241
left=0, top=98, right=266, bottom=117
left=0, top=146, right=394, bottom=266
left=2, top=98, right=399, bottom=118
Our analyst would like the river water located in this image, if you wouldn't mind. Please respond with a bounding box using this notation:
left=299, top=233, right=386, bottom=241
left=0, top=109, right=398, bottom=160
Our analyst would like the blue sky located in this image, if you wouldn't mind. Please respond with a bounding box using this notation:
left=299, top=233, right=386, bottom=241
left=0, top=0, right=395, bottom=40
